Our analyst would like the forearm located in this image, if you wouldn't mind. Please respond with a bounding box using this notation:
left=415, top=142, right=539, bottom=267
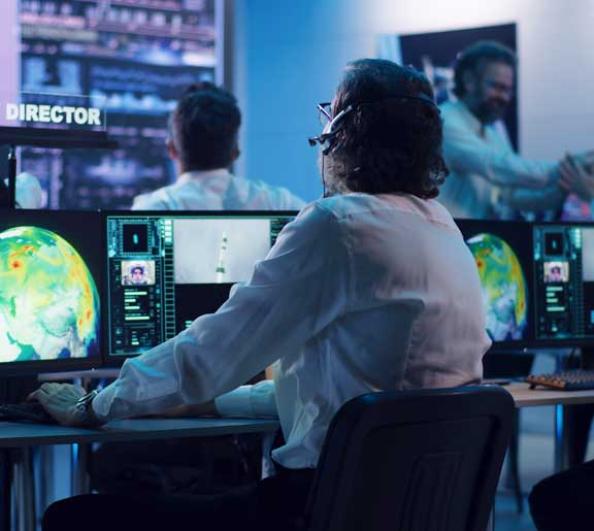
left=214, top=380, right=277, bottom=418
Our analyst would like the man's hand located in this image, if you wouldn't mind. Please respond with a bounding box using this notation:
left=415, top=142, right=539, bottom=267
left=559, top=155, right=594, bottom=202
left=28, top=383, right=102, bottom=427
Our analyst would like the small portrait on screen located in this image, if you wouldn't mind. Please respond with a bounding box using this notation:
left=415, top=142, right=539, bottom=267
left=121, top=260, right=155, bottom=286
left=543, top=261, right=569, bottom=283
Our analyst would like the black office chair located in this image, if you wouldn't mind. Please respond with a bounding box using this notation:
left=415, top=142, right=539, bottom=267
left=304, top=386, right=514, bottom=531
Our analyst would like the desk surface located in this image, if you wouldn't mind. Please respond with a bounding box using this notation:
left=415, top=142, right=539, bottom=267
left=505, top=382, right=594, bottom=407
left=8, top=384, right=593, bottom=447
left=0, top=417, right=280, bottom=448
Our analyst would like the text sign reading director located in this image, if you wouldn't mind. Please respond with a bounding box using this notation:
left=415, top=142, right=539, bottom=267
left=4, top=103, right=103, bottom=127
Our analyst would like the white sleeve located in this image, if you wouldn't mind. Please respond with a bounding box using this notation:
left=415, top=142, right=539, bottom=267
left=214, top=380, right=277, bottom=418
left=93, top=203, right=350, bottom=420
left=443, top=118, right=558, bottom=188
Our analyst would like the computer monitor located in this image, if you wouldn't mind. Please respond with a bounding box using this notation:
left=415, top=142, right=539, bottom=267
left=532, top=223, right=594, bottom=346
left=104, top=211, right=297, bottom=361
left=456, top=219, right=534, bottom=348
left=0, top=209, right=103, bottom=375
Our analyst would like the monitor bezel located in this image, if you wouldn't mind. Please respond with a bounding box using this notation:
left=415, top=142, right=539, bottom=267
left=0, top=209, right=105, bottom=377
left=101, top=209, right=299, bottom=366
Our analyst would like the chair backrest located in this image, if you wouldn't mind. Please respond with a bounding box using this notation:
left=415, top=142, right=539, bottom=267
left=305, top=386, right=514, bottom=531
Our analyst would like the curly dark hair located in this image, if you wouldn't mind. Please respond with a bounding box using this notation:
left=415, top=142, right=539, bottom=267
left=326, top=59, right=448, bottom=199
left=169, top=82, right=241, bottom=171
left=453, top=41, right=516, bottom=98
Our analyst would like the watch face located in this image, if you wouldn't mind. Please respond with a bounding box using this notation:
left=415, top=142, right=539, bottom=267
left=74, top=391, right=100, bottom=426
left=77, top=391, right=95, bottom=408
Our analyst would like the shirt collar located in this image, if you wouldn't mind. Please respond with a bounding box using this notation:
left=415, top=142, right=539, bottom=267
left=177, top=168, right=233, bottom=184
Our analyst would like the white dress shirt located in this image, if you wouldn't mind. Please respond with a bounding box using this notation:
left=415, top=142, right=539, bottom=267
left=439, top=100, right=561, bottom=219
left=132, top=169, right=305, bottom=211
left=93, top=192, right=491, bottom=469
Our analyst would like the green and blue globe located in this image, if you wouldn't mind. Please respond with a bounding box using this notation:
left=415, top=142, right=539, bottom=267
left=0, top=226, right=99, bottom=362
left=466, top=233, right=528, bottom=341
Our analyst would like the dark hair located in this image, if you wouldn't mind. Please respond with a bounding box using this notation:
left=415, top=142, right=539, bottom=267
left=131, top=266, right=144, bottom=274
left=170, top=82, right=241, bottom=170
left=453, top=40, right=516, bottom=98
left=328, top=58, right=448, bottom=199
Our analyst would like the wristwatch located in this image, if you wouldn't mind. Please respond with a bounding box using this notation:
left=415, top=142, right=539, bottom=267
left=75, top=389, right=101, bottom=427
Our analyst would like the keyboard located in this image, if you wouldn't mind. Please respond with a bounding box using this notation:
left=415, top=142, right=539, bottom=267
left=527, top=370, right=594, bottom=391
left=0, top=402, right=56, bottom=423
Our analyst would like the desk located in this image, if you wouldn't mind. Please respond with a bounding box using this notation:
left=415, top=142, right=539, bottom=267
left=1, top=417, right=280, bottom=531
left=504, top=382, right=594, bottom=473
left=0, top=417, right=279, bottom=448
left=505, top=382, right=594, bottom=408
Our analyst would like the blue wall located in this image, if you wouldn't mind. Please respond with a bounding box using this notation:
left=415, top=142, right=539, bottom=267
left=232, top=0, right=373, bottom=202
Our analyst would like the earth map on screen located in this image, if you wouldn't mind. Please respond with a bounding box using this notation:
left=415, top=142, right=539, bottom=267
left=0, top=226, right=99, bottom=362
left=466, top=233, right=528, bottom=341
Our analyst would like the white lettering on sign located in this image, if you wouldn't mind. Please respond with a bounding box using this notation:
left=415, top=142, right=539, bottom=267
left=5, top=104, right=18, bottom=121
left=50, top=106, right=63, bottom=123
left=38, top=105, right=51, bottom=123
left=3, top=103, right=103, bottom=127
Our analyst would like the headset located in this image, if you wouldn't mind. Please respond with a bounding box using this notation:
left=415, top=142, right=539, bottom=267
left=308, top=94, right=438, bottom=156
left=308, top=93, right=438, bottom=197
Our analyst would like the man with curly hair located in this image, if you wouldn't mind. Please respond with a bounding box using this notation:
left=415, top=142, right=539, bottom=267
left=439, top=40, right=569, bottom=219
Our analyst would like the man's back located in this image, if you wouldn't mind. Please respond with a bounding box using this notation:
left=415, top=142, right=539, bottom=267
left=132, top=169, right=305, bottom=211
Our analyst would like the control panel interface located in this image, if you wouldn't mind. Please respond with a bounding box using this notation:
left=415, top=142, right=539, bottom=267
left=534, top=225, right=594, bottom=341
left=106, top=214, right=294, bottom=356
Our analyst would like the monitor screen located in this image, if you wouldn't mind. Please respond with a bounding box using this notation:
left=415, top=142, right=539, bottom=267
left=0, top=0, right=219, bottom=209
left=0, top=209, right=103, bottom=374
left=533, top=223, right=594, bottom=344
left=456, top=219, right=534, bottom=347
left=104, top=211, right=297, bottom=359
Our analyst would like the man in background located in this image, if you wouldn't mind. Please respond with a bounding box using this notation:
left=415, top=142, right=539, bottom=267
left=132, top=82, right=305, bottom=211
left=439, top=40, right=571, bottom=219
